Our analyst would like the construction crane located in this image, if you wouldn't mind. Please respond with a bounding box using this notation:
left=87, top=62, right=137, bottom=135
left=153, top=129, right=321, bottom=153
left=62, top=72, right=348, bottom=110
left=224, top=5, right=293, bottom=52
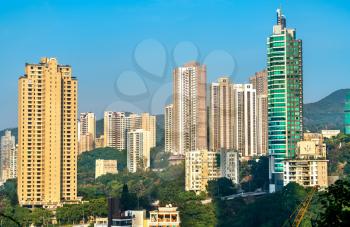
left=282, top=186, right=318, bottom=227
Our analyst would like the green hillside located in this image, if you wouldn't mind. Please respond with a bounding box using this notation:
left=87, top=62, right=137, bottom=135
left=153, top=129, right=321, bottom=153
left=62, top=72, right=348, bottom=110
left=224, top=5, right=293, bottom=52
left=303, top=88, right=350, bottom=132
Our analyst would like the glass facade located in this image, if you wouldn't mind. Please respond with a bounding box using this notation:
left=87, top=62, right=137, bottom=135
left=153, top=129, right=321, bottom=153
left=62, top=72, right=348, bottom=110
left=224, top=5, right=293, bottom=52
left=344, top=92, right=350, bottom=134
left=267, top=10, right=303, bottom=178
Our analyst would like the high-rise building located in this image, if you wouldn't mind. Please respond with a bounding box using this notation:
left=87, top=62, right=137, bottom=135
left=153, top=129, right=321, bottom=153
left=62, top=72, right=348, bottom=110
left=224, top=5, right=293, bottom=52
left=127, top=129, right=150, bottom=173
left=125, top=113, right=142, bottom=132
left=249, top=69, right=268, bottom=96
left=185, top=149, right=220, bottom=192
left=0, top=130, right=17, bottom=182
left=268, top=9, right=303, bottom=192
left=220, top=149, right=239, bottom=184
left=104, top=111, right=126, bottom=150
left=250, top=70, right=268, bottom=156
left=232, top=84, right=257, bottom=158
left=209, top=77, right=234, bottom=151
left=78, top=112, right=96, bottom=154
left=209, top=78, right=258, bottom=158
left=141, top=113, right=156, bottom=148
left=95, top=159, right=118, bottom=179
left=18, top=57, right=77, bottom=207
left=344, top=92, right=350, bottom=134
left=173, top=62, right=207, bottom=154
left=165, top=104, right=174, bottom=153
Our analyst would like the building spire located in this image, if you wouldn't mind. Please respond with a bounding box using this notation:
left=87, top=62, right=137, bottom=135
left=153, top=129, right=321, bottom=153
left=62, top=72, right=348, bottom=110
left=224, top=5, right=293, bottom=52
left=276, top=8, right=286, bottom=28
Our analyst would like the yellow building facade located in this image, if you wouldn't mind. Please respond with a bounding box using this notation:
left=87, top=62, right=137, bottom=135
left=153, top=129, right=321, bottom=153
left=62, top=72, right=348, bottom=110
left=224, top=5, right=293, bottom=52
left=18, top=57, right=77, bottom=207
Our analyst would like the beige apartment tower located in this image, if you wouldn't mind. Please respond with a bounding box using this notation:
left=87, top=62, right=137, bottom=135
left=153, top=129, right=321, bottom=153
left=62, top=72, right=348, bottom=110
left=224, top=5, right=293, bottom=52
left=18, top=58, right=77, bottom=207
left=79, top=112, right=96, bottom=154
left=127, top=129, right=150, bottom=173
left=173, top=62, right=207, bottom=154
left=140, top=113, right=156, bottom=148
left=232, top=84, right=257, bottom=157
left=209, top=77, right=234, bottom=151
left=165, top=104, right=174, bottom=153
left=250, top=69, right=268, bottom=156
left=104, top=111, right=126, bottom=150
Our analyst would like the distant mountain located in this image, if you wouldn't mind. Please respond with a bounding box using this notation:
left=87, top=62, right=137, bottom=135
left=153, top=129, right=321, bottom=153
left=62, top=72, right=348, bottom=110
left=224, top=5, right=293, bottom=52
left=1, top=89, right=349, bottom=140
left=304, top=89, right=350, bottom=132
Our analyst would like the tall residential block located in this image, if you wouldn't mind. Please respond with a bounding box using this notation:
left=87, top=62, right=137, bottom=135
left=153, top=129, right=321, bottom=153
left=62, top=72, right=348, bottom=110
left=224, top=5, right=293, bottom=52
left=104, top=111, right=126, bottom=150
left=0, top=130, right=17, bottom=182
left=78, top=112, right=96, bottom=154
left=268, top=9, right=303, bottom=192
left=173, top=62, right=207, bottom=154
left=232, top=84, right=257, bottom=157
left=250, top=70, right=268, bottom=156
left=209, top=78, right=258, bottom=158
left=165, top=104, right=174, bottom=153
left=95, top=159, right=118, bottom=179
left=141, top=113, right=156, bottom=148
left=209, top=77, right=233, bottom=151
left=127, top=129, right=150, bottom=173
left=18, top=58, right=77, bottom=207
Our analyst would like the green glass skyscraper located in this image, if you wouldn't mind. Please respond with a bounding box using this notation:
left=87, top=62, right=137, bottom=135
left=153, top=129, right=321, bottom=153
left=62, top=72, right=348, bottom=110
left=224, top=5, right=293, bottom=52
left=267, top=9, right=303, bottom=192
left=344, top=92, right=350, bottom=134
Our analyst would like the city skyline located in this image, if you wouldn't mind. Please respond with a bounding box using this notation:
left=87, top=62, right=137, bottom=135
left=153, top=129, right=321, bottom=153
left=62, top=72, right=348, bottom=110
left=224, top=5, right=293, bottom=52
left=1, top=0, right=350, bottom=129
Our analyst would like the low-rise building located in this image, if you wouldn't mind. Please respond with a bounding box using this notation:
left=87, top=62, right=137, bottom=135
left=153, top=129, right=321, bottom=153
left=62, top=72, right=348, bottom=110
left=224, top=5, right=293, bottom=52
left=283, top=159, right=328, bottom=188
left=283, top=133, right=328, bottom=188
left=95, top=159, right=118, bottom=179
left=220, top=150, right=239, bottom=184
left=321, top=130, right=340, bottom=139
left=149, top=205, right=180, bottom=227
left=185, top=150, right=220, bottom=192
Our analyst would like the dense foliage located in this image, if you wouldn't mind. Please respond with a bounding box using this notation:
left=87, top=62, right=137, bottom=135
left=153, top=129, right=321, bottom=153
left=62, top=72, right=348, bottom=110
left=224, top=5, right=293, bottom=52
left=317, top=177, right=350, bottom=226
left=77, top=147, right=127, bottom=184
left=240, top=156, right=269, bottom=192
left=324, top=133, right=350, bottom=176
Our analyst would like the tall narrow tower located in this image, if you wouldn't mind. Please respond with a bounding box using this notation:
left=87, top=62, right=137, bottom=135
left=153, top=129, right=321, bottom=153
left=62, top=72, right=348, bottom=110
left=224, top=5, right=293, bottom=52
left=18, top=58, right=78, bottom=207
left=267, top=9, right=303, bottom=192
left=173, top=62, right=207, bottom=154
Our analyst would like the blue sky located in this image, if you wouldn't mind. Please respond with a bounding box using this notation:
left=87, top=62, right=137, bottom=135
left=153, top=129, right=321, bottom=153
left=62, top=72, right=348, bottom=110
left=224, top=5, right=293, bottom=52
left=0, top=0, right=350, bottom=129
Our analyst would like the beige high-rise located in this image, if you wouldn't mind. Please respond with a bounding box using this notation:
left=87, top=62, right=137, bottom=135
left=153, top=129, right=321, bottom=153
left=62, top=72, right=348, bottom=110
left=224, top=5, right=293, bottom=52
left=141, top=113, right=156, bottom=148
left=79, top=112, right=96, bottom=154
left=127, top=129, right=150, bottom=173
left=165, top=104, right=174, bottom=153
left=250, top=69, right=268, bottom=156
left=209, top=77, right=234, bottom=151
left=173, top=62, right=207, bottom=154
left=104, top=111, right=126, bottom=150
left=232, top=84, right=257, bottom=157
left=18, top=58, right=77, bottom=207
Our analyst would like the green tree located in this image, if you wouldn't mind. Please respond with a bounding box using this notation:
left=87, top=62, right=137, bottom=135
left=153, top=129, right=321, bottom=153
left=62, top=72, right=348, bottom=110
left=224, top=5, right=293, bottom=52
left=318, top=178, right=350, bottom=226
left=31, top=208, right=52, bottom=226
left=207, top=178, right=237, bottom=198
